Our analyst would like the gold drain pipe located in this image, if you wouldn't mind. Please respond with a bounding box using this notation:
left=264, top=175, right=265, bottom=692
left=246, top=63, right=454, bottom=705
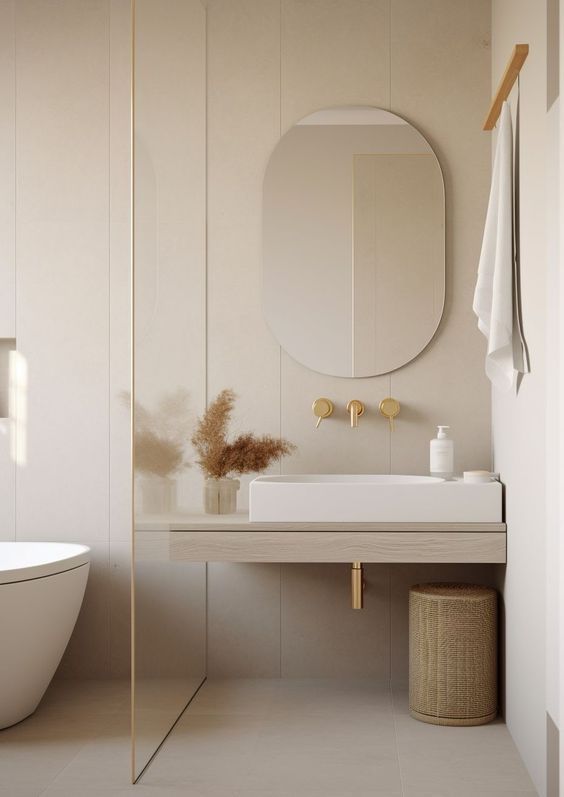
left=351, top=562, right=364, bottom=610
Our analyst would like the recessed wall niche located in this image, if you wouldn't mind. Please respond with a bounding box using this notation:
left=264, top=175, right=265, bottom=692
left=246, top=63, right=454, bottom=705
left=0, top=339, right=15, bottom=418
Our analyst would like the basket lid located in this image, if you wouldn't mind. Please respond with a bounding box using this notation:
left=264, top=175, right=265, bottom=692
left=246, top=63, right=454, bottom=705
left=410, top=582, right=496, bottom=600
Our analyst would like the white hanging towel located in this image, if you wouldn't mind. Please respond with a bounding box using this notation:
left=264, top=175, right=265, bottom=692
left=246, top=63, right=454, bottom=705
left=473, top=100, right=527, bottom=391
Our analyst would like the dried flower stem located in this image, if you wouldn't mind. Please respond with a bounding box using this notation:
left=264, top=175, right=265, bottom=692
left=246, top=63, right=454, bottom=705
left=192, top=389, right=296, bottom=479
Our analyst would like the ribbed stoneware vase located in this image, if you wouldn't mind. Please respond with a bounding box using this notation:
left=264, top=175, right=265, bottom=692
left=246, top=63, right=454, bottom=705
left=409, top=583, right=497, bottom=726
left=138, top=476, right=177, bottom=515
left=204, top=477, right=240, bottom=515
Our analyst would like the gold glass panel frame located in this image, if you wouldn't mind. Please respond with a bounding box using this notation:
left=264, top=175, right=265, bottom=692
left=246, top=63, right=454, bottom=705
left=131, top=0, right=208, bottom=782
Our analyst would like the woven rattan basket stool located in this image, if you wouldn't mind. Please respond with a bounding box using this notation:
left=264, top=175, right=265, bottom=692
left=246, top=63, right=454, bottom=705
left=409, top=583, right=497, bottom=726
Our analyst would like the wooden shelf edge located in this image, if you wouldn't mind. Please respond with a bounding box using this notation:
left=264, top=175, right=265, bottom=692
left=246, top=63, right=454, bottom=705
left=483, top=43, right=529, bottom=130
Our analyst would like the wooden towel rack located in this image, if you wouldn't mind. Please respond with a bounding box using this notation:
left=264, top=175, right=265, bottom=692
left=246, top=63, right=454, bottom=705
left=483, top=44, right=529, bottom=131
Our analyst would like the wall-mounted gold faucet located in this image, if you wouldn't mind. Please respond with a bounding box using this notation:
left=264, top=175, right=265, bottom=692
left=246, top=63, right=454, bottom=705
left=313, top=398, right=399, bottom=430
left=346, top=399, right=364, bottom=428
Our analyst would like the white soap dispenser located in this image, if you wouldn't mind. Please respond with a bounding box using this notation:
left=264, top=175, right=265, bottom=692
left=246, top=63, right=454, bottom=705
left=430, top=426, right=454, bottom=479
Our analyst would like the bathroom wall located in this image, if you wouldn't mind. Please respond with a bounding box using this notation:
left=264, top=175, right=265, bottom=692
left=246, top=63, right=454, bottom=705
left=0, top=0, right=132, bottom=678
left=132, top=0, right=494, bottom=681
left=206, top=0, right=492, bottom=493
left=0, top=0, right=494, bottom=684
left=194, top=0, right=495, bottom=679
left=491, top=2, right=559, bottom=794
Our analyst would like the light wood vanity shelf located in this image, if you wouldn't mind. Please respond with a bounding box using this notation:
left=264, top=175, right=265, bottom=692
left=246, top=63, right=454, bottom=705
left=136, top=513, right=507, bottom=564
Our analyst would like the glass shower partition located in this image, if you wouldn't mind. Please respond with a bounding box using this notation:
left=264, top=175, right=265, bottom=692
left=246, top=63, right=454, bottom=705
left=132, top=0, right=207, bottom=781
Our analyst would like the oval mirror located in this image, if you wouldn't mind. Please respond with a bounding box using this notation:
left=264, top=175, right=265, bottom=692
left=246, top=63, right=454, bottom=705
left=262, top=107, right=445, bottom=377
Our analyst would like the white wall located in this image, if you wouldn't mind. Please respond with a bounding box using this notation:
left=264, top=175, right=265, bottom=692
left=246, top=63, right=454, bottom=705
left=0, top=0, right=131, bottom=678
left=133, top=0, right=493, bottom=680
left=209, top=0, right=493, bottom=678
left=134, top=0, right=206, bottom=511
left=491, top=2, right=557, bottom=794
left=560, top=3, right=564, bottom=791
left=0, top=0, right=495, bottom=690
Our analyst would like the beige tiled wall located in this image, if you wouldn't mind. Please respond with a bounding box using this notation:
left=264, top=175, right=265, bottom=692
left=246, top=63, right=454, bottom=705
left=0, top=0, right=132, bottom=677
left=207, top=562, right=501, bottom=683
left=207, top=0, right=282, bottom=507
left=205, top=0, right=493, bottom=677
left=0, top=0, right=494, bottom=680
left=206, top=0, right=491, bottom=503
left=135, top=0, right=206, bottom=510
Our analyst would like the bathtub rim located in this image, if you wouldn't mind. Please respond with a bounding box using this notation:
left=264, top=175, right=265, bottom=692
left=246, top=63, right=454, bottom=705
left=0, top=542, right=91, bottom=585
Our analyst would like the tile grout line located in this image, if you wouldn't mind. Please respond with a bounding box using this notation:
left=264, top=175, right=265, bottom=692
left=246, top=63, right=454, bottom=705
left=389, top=0, right=392, bottom=111
left=278, top=0, right=283, bottom=682
left=203, top=0, right=209, bottom=411
left=278, top=0, right=283, bottom=475
left=204, top=0, right=209, bottom=679
left=388, top=372, right=392, bottom=472
left=13, top=0, right=17, bottom=544
left=390, top=686, right=407, bottom=797
left=34, top=716, right=114, bottom=797
left=130, top=0, right=136, bottom=778
left=279, top=564, right=283, bottom=677
left=388, top=566, right=392, bottom=683
left=107, top=0, right=113, bottom=679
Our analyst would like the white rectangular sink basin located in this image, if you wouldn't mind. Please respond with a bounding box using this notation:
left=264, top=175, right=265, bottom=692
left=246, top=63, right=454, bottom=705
left=249, top=474, right=502, bottom=523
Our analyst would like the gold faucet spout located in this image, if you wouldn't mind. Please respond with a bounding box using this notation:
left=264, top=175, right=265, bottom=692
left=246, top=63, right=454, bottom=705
left=346, top=399, right=364, bottom=428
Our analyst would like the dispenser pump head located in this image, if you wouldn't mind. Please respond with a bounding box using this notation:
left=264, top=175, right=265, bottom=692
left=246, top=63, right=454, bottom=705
left=437, top=425, right=450, bottom=439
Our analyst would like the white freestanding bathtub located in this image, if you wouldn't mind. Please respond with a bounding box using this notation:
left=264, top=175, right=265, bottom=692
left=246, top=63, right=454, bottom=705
left=0, top=542, right=90, bottom=729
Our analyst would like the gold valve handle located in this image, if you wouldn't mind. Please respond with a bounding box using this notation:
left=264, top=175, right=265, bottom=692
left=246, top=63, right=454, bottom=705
left=312, top=397, right=334, bottom=428
left=379, top=397, right=400, bottom=431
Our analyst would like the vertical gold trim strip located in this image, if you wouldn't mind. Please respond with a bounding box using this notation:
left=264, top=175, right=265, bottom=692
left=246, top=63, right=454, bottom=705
left=130, top=0, right=136, bottom=784
left=351, top=154, right=355, bottom=377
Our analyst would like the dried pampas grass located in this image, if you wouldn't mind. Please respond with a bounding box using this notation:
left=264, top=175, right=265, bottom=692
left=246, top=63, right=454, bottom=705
left=134, top=430, right=185, bottom=478
left=122, top=390, right=191, bottom=478
left=192, top=389, right=295, bottom=479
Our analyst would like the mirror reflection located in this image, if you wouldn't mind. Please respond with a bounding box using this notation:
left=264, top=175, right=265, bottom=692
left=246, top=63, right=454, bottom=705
left=263, top=107, right=445, bottom=377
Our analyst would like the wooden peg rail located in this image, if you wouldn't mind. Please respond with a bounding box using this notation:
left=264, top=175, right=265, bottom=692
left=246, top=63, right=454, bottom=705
left=483, top=44, right=529, bottom=131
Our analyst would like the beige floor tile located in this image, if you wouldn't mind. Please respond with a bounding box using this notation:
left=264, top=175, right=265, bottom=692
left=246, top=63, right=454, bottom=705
left=0, top=789, right=47, bottom=797
left=187, top=677, right=279, bottom=716
left=41, top=735, right=132, bottom=792
left=239, top=791, right=402, bottom=797
left=143, top=681, right=401, bottom=793
left=133, top=673, right=205, bottom=772
left=0, top=731, right=86, bottom=793
left=392, top=690, right=536, bottom=794
left=141, top=715, right=263, bottom=790
left=43, top=789, right=239, bottom=797
left=0, top=683, right=129, bottom=795
left=268, top=677, right=394, bottom=718
left=0, top=678, right=537, bottom=797
left=246, top=712, right=402, bottom=794
left=0, top=683, right=128, bottom=795
left=42, top=678, right=130, bottom=717
left=397, top=746, right=536, bottom=794
left=405, top=791, right=538, bottom=797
